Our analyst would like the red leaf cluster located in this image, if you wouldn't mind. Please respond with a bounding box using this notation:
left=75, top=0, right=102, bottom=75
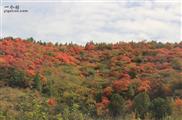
left=137, top=80, right=151, bottom=92
left=175, top=98, right=182, bottom=108
left=103, top=87, right=113, bottom=97
left=47, top=98, right=57, bottom=106
left=112, top=79, right=131, bottom=92
left=0, top=38, right=77, bottom=77
left=85, top=42, right=95, bottom=50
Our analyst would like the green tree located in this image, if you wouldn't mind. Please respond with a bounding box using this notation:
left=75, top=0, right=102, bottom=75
left=150, top=97, right=172, bottom=120
left=172, top=58, right=182, bottom=70
left=5, top=67, right=28, bottom=87
left=27, top=37, right=34, bottom=42
left=133, top=92, right=150, bottom=119
left=127, top=85, right=135, bottom=98
left=108, top=93, right=125, bottom=117
left=34, top=73, right=42, bottom=92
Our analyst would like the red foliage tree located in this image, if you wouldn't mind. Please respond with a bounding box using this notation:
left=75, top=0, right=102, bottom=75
left=0, top=38, right=77, bottom=78
left=137, top=80, right=151, bottom=92
left=112, top=79, right=131, bottom=92
left=85, top=42, right=95, bottom=50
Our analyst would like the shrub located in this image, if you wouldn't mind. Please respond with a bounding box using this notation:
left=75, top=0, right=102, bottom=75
left=16, top=94, right=50, bottom=120
left=171, top=58, right=182, bottom=70
left=150, top=97, right=172, bottom=120
left=95, top=43, right=112, bottom=50
left=108, top=93, right=125, bottom=117
left=61, top=104, right=84, bottom=120
left=133, top=92, right=150, bottom=119
left=0, top=67, right=29, bottom=87
left=34, top=73, right=42, bottom=91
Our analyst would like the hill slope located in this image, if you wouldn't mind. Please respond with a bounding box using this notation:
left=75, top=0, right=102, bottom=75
left=0, top=37, right=182, bottom=120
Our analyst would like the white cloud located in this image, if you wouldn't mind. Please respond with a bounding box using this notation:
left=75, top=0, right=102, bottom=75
left=2, top=0, right=182, bottom=44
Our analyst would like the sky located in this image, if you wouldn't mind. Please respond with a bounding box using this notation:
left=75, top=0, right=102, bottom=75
left=1, top=0, right=182, bottom=44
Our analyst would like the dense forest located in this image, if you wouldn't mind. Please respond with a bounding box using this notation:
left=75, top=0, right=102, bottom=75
left=0, top=37, right=182, bottom=120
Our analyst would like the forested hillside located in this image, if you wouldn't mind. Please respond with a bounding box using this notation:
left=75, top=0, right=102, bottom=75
left=0, top=37, right=182, bottom=120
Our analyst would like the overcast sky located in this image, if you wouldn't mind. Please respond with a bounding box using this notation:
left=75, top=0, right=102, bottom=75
left=2, top=0, right=182, bottom=44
